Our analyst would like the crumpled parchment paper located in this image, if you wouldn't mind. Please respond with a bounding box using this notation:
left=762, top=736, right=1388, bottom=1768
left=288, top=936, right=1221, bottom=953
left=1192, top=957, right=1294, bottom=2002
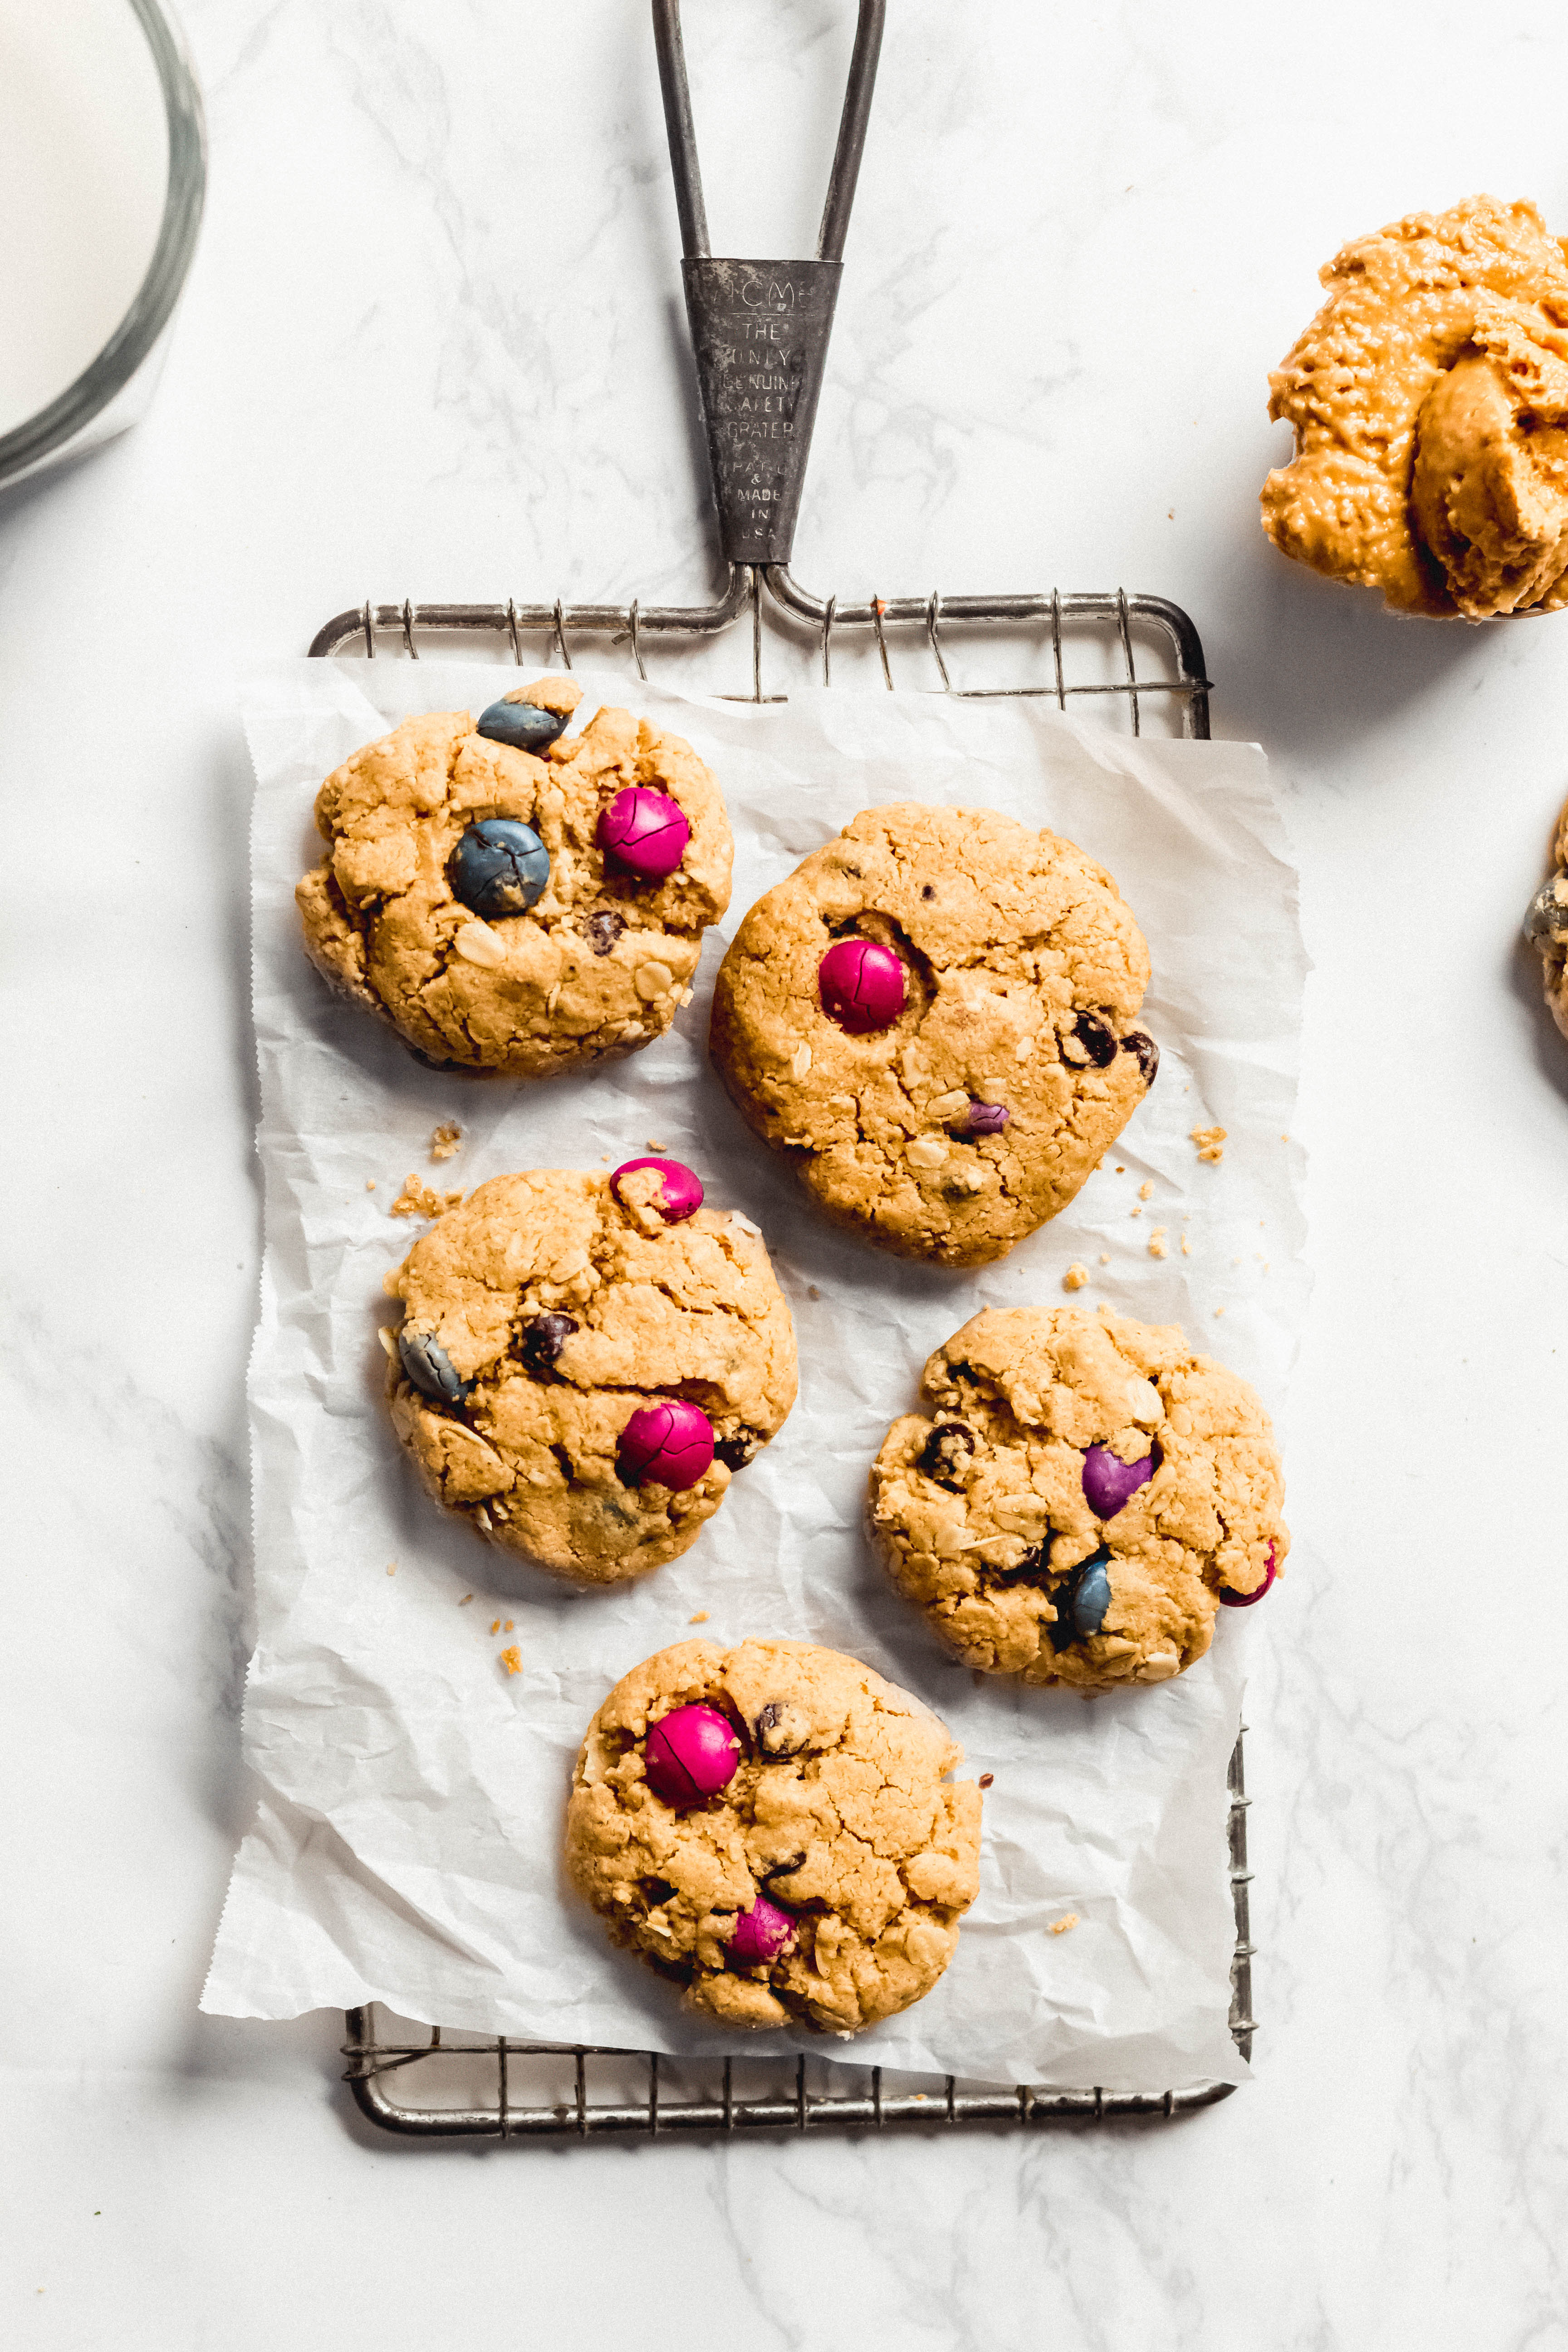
left=201, top=662, right=1307, bottom=2091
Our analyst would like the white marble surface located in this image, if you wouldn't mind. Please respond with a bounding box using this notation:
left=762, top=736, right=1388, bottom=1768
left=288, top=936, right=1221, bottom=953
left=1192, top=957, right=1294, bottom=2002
left=3, top=1, right=1567, bottom=2343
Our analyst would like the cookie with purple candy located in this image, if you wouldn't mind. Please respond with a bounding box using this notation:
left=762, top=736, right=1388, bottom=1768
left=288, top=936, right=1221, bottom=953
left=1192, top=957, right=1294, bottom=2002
left=709, top=804, right=1157, bottom=1265
left=564, top=1639, right=983, bottom=2031
left=381, top=1161, right=795, bottom=1583
left=296, top=679, right=732, bottom=1076
left=869, top=1305, right=1287, bottom=1687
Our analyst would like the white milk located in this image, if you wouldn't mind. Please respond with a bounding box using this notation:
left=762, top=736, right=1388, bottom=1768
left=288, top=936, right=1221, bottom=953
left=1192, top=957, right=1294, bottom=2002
left=0, top=0, right=168, bottom=437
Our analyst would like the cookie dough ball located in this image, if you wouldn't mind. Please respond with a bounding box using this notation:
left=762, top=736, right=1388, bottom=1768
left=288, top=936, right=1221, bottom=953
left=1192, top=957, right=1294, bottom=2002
left=564, top=1639, right=983, bottom=2032
left=1525, top=795, right=1568, bottom=1041
left=1262, top=194, right=1568, bottom=617
left=382, top=1166, right=796, bottom=1582
left=296, top=680, right=732, bottom=1073
left=869, top=1306, right=1287, bottom=1690
left=709, top=804, right=1156, bottom=1267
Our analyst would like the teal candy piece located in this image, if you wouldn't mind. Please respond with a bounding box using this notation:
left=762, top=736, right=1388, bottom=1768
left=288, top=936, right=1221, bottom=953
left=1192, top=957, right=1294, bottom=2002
left=448, top=818, right=550, bottom=919
left=397, top=1328, right=475, bottom=1406
left=475, top=696, right=568, bottom=754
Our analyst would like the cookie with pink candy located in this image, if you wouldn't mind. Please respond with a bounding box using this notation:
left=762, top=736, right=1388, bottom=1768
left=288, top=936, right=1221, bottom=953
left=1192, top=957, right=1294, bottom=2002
left=382, top=1158, right=795, bottom=1583
left=565, top=1640, right=983, bottom=2033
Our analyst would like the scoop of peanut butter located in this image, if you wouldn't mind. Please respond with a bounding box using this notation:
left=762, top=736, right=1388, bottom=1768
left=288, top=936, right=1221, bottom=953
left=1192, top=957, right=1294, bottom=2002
left=1262, top=195, right=1568, bottom=618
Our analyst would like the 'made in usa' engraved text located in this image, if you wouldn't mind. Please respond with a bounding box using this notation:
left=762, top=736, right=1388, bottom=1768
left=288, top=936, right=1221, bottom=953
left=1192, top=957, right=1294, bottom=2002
left=685, top=257, right=842, bottom=563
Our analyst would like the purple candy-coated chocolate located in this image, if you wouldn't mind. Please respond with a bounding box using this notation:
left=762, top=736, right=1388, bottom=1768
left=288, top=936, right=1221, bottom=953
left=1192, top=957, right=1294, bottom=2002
left=644, top=1704, right=740, bottom=1808
left=1081, top=1444, right=1155, bottom=1519
left=598, top=784, right=690, bottom=880
left=818, top=937, right=907, bottom=1034
left=617, top=1398, right=715, bottom=1491
left=727, top=1894, right=798, bottom=1967
left=610, top=1155, right=703, bottom=1223
left=954, top=1099, right=1009, bottom=1138
left=1219, top=1541, right=1278, bottom=1608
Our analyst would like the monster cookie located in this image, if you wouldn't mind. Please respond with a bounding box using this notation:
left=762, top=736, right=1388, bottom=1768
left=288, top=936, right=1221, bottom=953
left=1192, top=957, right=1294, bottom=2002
left=869, top=1306, right=1286, bottom=1689
left=709, top=804, right=1157, bottom=1266
left=382, top=1160, right=796, bottom=1582
left=1525, top=795, right=1568, bottom=1040
left=296, top=678, right=732, bottom=1074
left=564, top=1639, right=982, bottom=2031
left=1263, top=195, right=1568, bottom=617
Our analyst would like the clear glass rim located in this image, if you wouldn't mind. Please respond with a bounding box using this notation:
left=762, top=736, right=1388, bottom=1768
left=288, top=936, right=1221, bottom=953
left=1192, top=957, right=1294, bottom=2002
left=0, top=0, right=207, bottom=485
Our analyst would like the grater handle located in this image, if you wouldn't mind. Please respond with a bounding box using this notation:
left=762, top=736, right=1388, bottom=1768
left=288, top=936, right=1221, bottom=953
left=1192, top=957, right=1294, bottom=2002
left=652, top=0, right=885, bottom=265
left=652, top=0, right=886, bottom=570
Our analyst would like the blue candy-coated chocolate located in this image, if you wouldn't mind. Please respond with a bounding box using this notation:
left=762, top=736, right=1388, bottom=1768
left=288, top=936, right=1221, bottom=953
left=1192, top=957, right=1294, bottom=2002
left=448, top=818, right=551, bottom=919
left=475, top=697, right=568, bottom=754
left=1072, top=1559, right=1112, bottom=1639
left=398, top=1328, right=475, bottom=1406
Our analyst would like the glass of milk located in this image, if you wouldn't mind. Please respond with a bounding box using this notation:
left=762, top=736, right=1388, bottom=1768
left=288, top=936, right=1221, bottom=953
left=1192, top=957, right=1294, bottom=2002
left=0, top=0, right=205, bottom=491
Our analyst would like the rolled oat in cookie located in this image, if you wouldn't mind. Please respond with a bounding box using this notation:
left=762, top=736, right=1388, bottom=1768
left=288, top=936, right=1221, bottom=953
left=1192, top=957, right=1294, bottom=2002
left=382, top=1163, right=796, bottom=1583
left=296, top=679, right=731, bottom=1075
left=709, top=804, right=1156, bottom=1266
left=868, top=1305, right=1287, bottom=1689
left=564, top=1639, right=983, bottom=2032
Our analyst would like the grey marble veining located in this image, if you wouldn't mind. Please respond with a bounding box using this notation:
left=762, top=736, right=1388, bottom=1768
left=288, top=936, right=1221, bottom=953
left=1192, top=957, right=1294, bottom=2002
left=2, top=1, right=1566, bottom=2344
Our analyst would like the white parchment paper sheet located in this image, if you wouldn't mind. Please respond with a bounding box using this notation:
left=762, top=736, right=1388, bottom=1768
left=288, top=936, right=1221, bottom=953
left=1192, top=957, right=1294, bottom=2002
left=202, top=663, right=1307, bottom=2091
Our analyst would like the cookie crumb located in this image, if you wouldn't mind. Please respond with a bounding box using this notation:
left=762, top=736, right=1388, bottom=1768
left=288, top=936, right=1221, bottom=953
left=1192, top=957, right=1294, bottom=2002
left=365, top=1179, right=376, bottom=1191
left=1115, top=1166, right=1125, bottom=1174
left=1181, top=1233, right=1191, bottom=1256
left=646, top=1139, right=666, bottom=1152
left=391, top=1173, right=466, bottom=1219
left=978, top=1772, right=995, bottom=1790
left=1048, top=1913, right=1079, bottom=1936
left=430, top=1121, right=462, bottom=1161
left=808, top=1284, right=822, bottom=1300
left=490, top=1618, right=501, bottom=1635
left=1099, top=1253, right=1110, bottom=1264
left=1063, top=1263, right=1090, bottom=1291
left=1213, top=1306, right=1225, bottom=1318
left=504, top=1619, right=514, bottom=1632
left=458, top=1593, right=474, bottom=1606
left=1148, top=1228, right=1168, bottom=1259
left=499, top=1646, right=522, bottom=1676
left=1191, top=1125, right=1226, bottom=1163
left=689, top=1610, right=710, bottom=1624
left=1130, top=1204, right=1142, bottom=1218
left=1139, top=1180, right=1153, bottom=1200
left=385, top=1562, right=397, bottom=1576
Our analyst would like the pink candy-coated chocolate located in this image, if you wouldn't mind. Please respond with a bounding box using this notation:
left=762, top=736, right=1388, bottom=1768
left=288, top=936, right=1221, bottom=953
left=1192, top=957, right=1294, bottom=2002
left=610, top=1156, right=703, bottom=1223
left=1082, top=1443, right=1154, bottom=1519
left=645, top=1705, right=740, bottom=1808
left=726, top=1894, right=798, bottom=1967
left=1219, top=1541, right=1278, bottom=1608
left=617, top=1398, right=715, bottom=1491
left=598, top=785, right=690, bottom=880
left=818, top=937, right=907, bottom=1034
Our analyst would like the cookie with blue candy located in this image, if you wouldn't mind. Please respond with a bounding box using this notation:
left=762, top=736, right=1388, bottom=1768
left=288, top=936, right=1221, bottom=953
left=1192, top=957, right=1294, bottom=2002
left=869, top=1305, right=1285, bottom=1688
left=381, top=1158, right=796, bottom=1583
left=296, top=677, right=732, bottom=1076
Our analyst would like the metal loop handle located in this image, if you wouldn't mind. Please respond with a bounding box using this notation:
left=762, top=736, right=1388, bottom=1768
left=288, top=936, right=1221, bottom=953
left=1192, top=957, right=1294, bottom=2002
left=652, top=0, right=885, bottom=263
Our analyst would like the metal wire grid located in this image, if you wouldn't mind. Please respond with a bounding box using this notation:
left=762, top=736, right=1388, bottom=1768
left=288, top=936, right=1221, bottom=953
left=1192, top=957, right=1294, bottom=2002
left=312, top=568, right=1245, bottom=2138
left=339, top=1733, right=1253, bottom=2139
left=308, top=564, right=1212, bottom=740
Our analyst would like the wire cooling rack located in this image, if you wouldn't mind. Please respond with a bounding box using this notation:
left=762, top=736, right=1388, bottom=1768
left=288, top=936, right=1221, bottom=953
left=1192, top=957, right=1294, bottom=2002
left=312, top=571, right=1250, bottom=2141
left=313, top=0, right=1249, bottom=2144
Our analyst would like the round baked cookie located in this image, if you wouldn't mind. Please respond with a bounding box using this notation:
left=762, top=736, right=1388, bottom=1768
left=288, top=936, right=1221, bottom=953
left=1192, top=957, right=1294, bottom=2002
left=1262, top=193, right=1568, bottom=617
left=297, top=678, right=732, bottom=1074
left=709, top=804, right=1156, bottom=1267
left=869, top=1306, right=1287, bottom=1689
left=1525, top=794, right=1568, bottom=1041
left=382, top=1162, right=796, bottom=1582
left=564, top=1639, right=983, bottom=2032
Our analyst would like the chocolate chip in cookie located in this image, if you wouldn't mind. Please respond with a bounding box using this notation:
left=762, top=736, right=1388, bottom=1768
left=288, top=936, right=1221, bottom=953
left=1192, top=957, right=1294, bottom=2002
left=916, top=1419, right=978, bottom=1490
